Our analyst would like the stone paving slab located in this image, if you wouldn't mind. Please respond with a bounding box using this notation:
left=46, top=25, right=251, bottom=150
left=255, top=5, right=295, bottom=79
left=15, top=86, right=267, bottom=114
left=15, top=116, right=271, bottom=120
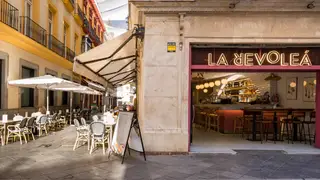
left=0, top=127, right=320, bottom=180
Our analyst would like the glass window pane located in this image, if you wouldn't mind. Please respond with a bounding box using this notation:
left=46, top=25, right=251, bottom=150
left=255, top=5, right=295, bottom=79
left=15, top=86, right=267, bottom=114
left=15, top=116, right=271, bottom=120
left=21, top=67, right=34, bottom=107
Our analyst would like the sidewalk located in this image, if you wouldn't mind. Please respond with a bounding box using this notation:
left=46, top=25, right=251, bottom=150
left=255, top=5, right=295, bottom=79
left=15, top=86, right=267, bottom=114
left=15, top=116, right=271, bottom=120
left=0, top=127, right=320, bottom=180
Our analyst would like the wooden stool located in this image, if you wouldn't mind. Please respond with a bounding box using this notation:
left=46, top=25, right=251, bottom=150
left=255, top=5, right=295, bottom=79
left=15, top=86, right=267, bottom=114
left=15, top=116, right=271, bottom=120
left=234, top=117, right=243, bottom=134
left=207, top=113, right=219, bottom=132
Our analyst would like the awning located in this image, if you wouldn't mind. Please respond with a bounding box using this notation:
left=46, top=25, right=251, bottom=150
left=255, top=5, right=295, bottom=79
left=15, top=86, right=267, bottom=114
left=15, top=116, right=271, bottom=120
left=84, top=79, right=106, bottom=91
left=73, top=30, right=137, bottom=87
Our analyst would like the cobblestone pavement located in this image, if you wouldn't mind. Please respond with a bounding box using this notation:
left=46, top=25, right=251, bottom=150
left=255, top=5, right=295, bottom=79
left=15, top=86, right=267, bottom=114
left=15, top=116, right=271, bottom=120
left=0, top=127, right=320, bottom=180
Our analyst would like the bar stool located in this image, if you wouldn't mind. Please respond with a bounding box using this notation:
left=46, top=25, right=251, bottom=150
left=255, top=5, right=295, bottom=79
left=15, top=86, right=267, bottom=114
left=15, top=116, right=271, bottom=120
left=302, top=111, right=315, bottom=145
left=234, top=116, right=243, bottom=134
left=261, top=111, right=276, bottom=144
left=241, top=114, right=256, bottom=139
left=199, top=109, right=208, bottom=129
left=281, top=111, right=304, bottom=144
left=207, top=111, right=219, bottom=132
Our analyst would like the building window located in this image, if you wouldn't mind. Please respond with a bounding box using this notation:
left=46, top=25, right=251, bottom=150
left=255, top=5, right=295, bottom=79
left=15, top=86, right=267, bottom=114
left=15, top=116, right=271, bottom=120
left=83, top=0, right=87, bottom=15
left=21, top=67, right=34, bottom=107
left=25, top=0, right=33, bottom=37
left=48, top=9, right=53, bottom=48
left=89, top=8, right=92, bottom=25
left=81, top=36, right=92, bottom=52
left=63, top=24, right=68, bottom=57
left=74, top=34, right=78, bottom=53
left=63, top=24, right=67, bottom=46
left=25, top=0, right=32, bottom=18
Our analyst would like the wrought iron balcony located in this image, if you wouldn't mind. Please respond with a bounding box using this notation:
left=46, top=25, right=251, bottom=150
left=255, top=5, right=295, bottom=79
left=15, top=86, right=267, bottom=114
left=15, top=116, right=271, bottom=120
left=0, top=0, right=19, bottom=30
left=48, top=34, right=65, bottom=57
left=66, top=47, right=75, bottom=62
left=20, top=16, right=47, bottom=46
left=83, top=17, right=102, bottom=46
left=74, top=4, right=85, bottom=25
left=77, top=5, right=85, bottom=22
left=69, top=0, right=75, bottom=7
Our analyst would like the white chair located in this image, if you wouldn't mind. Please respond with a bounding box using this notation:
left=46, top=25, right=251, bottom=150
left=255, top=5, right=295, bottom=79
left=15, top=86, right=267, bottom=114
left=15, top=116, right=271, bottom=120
left=81, top=117, right=87, bottom=126
left=0, top=126, right=4, bottom=146
left=73, top=119, right=90, bottom=151
left=89, top=122, right=110, bottom=155
left=92, top=115, right=99, bottom=122
left=36, top=115, right=48, bottom=136
left=13, top=115, right=24, bottom=121
left=6, top=117, right=28, bottom=145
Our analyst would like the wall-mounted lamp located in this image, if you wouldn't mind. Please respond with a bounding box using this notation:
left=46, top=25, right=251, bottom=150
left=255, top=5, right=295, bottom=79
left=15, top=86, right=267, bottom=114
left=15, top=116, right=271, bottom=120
left=307, top=1, right=315, bottom=9
left=179, top=42, right=183, bottom=51
left=229, top=0, right=240, bottom=9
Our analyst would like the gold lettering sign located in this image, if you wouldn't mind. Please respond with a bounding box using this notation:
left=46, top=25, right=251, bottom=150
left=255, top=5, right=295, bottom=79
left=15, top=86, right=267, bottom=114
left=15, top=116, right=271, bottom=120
left=207, top=50, right=312, bottom=66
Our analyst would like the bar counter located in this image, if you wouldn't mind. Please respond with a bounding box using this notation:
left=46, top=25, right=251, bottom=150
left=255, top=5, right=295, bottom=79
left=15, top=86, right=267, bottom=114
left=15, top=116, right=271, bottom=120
left=195, top=103, right=273, bottom=133
left=194, top=103, right=314, bottom=138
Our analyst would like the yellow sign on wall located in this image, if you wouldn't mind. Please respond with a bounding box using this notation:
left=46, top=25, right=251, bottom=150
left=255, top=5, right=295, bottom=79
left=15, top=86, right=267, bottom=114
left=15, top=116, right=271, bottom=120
left=167, top=42, right=176, bottom=52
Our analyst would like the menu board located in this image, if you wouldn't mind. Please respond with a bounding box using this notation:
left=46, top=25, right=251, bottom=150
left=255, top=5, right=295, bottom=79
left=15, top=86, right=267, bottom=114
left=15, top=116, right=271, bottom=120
left=111, top=111, right=134, bottom=155
left=128, top=119, right=143, bottom=152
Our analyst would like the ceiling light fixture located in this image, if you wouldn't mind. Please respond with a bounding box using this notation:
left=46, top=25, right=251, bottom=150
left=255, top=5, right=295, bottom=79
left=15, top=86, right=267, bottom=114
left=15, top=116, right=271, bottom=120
left=307, top=1, right=315, bottom=9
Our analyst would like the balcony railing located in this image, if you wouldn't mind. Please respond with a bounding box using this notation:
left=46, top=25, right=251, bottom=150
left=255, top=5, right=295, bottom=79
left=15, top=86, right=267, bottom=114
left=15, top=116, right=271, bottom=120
left=76, top=4, right=85, bottom=22
left=1, top=1, right=76, bottom=63
left=0, top=0, right=19, bottom=30
left=20, top=16, right=47, bottom=46
left=69, top=0, right=75, bottom=8
left=48, top=34, right=65, bottom=57
left=83, top=18, right=101, bottom=46
left=66, top=47, right=75, bottom=62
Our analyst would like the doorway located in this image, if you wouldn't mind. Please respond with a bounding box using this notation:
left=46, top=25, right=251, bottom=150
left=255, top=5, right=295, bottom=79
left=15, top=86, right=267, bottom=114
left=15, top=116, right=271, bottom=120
left=188, top=44, right=320, bottom=153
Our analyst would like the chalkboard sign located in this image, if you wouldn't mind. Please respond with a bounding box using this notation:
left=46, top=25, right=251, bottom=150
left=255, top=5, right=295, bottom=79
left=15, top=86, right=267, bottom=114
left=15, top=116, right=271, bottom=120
left=111, top=111, right=146, bottom=163
left=111, top=111, right=134, bottom=155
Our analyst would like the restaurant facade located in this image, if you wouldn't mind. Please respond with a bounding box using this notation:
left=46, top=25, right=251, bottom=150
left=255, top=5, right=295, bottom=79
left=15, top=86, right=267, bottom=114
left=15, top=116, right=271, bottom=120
left=128, top=0, right=320, bottom=153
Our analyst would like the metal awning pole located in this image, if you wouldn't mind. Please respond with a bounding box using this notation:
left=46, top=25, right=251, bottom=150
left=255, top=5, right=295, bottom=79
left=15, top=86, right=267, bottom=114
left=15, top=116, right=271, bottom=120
left=70, top=92, right=73, bottom=125
left=46, top=85, right=49, bottom=114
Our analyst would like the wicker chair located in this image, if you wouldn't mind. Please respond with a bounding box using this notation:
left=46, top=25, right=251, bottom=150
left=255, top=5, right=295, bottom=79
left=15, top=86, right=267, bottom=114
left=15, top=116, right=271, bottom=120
left=36, top=115, right=48, bottom=136
left=89, top=122, right=110, bottom=155
left=24, top=117, right=36, bottom=141
left=0, top=126, right=4, bottom=146
left=73, top=119, right=90, bottom=151
left=81, top=117, right=87, bottom=126
left=6, top=117, right=28, bottom=145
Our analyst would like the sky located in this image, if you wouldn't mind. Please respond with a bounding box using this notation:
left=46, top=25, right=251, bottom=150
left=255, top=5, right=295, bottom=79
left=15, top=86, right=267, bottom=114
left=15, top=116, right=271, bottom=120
left=95, top=0, right=128, bottom=38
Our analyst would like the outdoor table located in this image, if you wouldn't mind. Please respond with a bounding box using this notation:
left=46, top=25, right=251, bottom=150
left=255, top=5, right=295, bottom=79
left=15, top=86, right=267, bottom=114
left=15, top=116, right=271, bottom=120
left=0, top=120, right=21, bottom=146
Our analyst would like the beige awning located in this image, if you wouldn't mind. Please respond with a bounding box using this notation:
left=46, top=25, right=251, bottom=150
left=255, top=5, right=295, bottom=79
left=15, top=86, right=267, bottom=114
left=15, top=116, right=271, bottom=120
left=73, top=31, right=137, bottom=86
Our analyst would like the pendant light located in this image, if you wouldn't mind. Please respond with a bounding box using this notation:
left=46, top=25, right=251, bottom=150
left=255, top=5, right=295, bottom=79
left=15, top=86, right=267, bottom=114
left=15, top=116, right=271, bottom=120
left=203, top=89, right=208, bottom=93
left=215, top=80, right=221, bottom=86
left=209, top=82, right=214, bottom=87
left=221, top=79, right=228, bottom=85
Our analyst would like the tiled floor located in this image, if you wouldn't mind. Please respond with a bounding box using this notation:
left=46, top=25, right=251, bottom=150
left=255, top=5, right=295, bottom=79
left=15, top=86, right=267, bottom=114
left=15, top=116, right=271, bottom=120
left=0, top=126, right=320, bottom=179
left=191, top=128, right=320, bottom=154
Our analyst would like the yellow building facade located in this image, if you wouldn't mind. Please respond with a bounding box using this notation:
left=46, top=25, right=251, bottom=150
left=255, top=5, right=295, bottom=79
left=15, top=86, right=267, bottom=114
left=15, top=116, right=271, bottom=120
left=0, top=0, right=105, bottom=111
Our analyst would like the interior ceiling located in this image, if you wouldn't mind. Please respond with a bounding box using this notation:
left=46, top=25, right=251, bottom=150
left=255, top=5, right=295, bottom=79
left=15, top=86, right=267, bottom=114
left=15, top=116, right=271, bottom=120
left=192, top=72, right=271, bottom=94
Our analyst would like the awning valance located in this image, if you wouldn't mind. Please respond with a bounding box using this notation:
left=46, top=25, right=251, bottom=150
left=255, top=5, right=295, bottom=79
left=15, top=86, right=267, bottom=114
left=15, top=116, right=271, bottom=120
left=84, top=79, right=106, bottom=91
left=73, top=30, right=137, bottom=86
